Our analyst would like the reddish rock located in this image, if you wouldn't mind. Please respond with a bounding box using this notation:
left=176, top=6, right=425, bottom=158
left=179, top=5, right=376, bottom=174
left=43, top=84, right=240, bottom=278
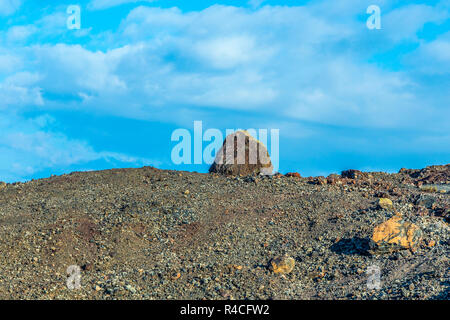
left=400, top=164, right=450, bottom=184
left=285, top=172, right=301, bottom=178
left=327, top=174, right=341, bottom=185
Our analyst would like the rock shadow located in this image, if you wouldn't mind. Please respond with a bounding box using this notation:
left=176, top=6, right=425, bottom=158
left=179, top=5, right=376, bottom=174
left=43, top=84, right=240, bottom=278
left=330, top=237, right=375, bottom=256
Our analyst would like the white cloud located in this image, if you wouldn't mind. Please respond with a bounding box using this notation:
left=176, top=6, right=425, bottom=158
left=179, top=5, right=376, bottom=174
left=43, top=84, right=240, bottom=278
left=1, top=3, right=449, bottom=139
left=406, top=32, right=450, bottom=74
left=6, top=25, right=37, bottom=42
left=248, top=0, right=266, bottom=9
left=192, top=35, right=276, bottom=69
left=0, top=10, right=92, bottom=45
left=0, top=0, right=21, bottom=16
left=37, top=11, right=67, bottom=33
left=284, top=57, right=426, bottom=128
left=0, top=72, right=43, bottom=108
left=427, top=40, right=450, bottom=63
left=1, top=4, right=440, bottom=131
left=88, top=0, right=155, bottom=11
left=383, top=4, right=449, bottom=42
left=0, top=53, right=22, bottom=73
left=32, top=44, right=127, bottom=95
left=0, top=113, right=160, bottom=182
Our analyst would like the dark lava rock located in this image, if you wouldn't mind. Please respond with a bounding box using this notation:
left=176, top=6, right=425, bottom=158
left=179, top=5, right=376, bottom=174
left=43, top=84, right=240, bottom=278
left=341, top=169, right=365, bottom=179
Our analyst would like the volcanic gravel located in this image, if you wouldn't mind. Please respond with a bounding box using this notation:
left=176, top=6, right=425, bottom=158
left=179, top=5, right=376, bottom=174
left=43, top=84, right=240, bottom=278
left=0, top=165, right=448, bottom=300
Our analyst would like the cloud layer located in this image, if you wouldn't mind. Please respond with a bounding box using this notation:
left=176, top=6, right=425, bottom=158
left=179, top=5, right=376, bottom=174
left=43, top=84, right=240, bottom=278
left=0, top=1, right=449, bottom=181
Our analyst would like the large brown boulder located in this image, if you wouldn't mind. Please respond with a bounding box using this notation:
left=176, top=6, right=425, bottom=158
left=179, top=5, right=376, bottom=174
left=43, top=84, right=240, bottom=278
left=209, top=130, right=273, bottom=176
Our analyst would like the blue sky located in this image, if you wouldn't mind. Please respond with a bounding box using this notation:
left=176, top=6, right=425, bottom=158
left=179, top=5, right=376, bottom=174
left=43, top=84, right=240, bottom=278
left=0, top=0, right=449, bottom=182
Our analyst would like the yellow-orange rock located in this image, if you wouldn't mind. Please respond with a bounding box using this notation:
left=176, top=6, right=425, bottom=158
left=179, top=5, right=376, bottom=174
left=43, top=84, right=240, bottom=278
left=285, top=172, right=301, bottom=178
left=269, top=256, right=295, bottom=274
left=171, top=272, right=181, bottom=280
left=378, top=198, right=393, bottom=209
left=372, top=215, right=422, bottom=251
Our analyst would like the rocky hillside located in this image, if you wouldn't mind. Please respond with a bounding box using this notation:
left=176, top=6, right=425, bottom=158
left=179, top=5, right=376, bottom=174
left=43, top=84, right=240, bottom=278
left=0, top=165, right=448, bottom=299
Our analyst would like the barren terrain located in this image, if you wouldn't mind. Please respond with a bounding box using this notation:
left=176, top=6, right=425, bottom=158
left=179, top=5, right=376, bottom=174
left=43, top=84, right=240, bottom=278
left=0, top=165, right=448, bottom=300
